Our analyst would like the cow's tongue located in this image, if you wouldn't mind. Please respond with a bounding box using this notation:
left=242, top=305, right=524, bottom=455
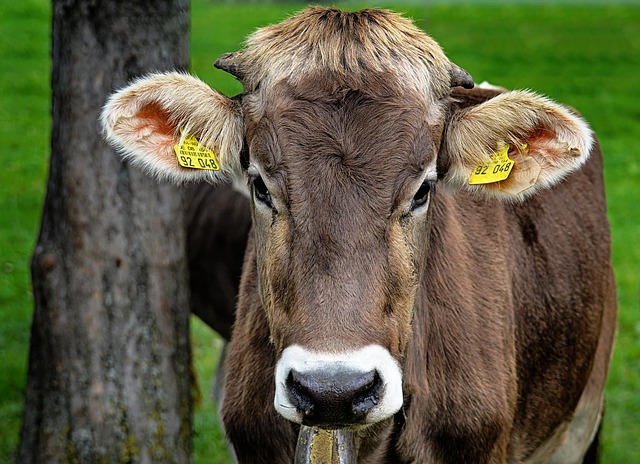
left=294, top=426, right=357, bottom=464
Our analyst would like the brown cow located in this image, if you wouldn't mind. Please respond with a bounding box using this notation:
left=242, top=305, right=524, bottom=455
left=187, top=183, right=249, bottom=340
left=101, top=7, right=616, bottom=463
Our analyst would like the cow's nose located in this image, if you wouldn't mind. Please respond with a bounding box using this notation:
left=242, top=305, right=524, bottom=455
left=286, top=367, right=383, bottom=427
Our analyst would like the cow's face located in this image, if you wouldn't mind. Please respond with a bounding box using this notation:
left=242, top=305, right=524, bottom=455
left=101, top=7, right=593, bottom=431
left=244, top=80, right=441, bottom=426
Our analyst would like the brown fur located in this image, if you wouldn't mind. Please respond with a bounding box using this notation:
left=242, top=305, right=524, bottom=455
left=186, top=183, right=250, bottom=340
left=217, top=79, right=614, bottom=462
left=101, top=7, right=616, bottom=463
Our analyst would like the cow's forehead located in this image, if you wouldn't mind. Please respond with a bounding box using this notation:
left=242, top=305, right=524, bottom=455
left=244, top=78, right=441, bottom=214
left=229, top=7, right=453, bottom=99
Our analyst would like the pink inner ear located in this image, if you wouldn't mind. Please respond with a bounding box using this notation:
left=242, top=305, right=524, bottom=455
left=491, top=126, right=584, bottom=195
left=496, top=144, right=542, bottom=195
left=526, top=127, right=577, bottom=166
left=129, top=102, right=183, bottom=170
left=135, top=102, right=177, bottom=138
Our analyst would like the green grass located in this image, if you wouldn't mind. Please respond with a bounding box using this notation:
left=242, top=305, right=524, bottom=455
left=0, top=0, right=50, bottom=459
left=1, top=0, right=638, bottom=462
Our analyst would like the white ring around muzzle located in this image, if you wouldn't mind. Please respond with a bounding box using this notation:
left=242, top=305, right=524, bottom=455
left=274, top=344, right=404, bottom=426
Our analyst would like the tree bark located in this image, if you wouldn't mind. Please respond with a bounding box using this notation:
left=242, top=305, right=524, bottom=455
left=18, top=1, right=191, bottom=462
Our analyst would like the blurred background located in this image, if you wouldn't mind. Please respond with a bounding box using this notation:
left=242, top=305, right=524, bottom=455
left=1, top=0, right=638, bottom=462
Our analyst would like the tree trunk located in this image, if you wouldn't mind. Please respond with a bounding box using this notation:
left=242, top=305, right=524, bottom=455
left=18, top=1, right=191, bottom=462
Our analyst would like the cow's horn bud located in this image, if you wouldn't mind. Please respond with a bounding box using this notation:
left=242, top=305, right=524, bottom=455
left=450, top=63, right=474, bottom=89
left=214, top=52, right=245, bottom=80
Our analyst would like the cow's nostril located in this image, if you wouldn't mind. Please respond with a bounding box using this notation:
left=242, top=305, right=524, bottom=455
left=352, top=371, right=382, bottom=416
left=286, top=368, right=383, bottom=427
left=286, top=371, right=315, bottom=417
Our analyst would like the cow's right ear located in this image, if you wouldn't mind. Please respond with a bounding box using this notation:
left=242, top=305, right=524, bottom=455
left=101, top=72, right=244, bottom=184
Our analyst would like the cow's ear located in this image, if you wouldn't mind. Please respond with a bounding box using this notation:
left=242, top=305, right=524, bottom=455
left=441, top=90, right=593, bottom=200
left=101, top=72, right=244, bottom=184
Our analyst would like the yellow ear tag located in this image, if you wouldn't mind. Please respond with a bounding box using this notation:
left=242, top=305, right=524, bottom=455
left=468, top=144, right=514, bottom=185
left=173, top=130, right=220, bottom=171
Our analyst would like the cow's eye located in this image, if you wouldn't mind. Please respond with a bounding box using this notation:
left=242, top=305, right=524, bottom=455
left=410, top=181, right=432, bottom=212
left=252, top=175, right=272, bottom=208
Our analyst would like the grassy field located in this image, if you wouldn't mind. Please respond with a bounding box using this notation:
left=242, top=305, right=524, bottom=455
left=1, top=0, right=638, bottom=462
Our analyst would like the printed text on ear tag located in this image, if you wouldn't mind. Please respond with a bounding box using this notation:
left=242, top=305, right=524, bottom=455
left=468, top=144, right=514, bottom=185
left=173, top=130, right=220, bottom=171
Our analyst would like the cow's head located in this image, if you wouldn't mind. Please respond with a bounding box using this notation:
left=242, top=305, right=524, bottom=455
left=101, top=8, right=592, bottom=430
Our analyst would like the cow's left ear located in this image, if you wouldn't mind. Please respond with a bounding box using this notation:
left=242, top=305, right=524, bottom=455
left=441, top=90, right=593, bottom=200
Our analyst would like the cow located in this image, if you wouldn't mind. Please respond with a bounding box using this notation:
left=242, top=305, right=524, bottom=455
left=101, top=7, right=617, bottom=463
left=186, top=183, right=250, bottom=341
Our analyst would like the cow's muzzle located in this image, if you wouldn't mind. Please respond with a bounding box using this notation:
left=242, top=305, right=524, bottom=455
left=274, top=345, right=403, bottom=428
left=287, top=366, right=383, bottom=427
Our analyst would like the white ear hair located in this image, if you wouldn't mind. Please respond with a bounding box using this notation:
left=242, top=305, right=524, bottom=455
left=101, top=72, right=244, bottom=184
left=443, top=90, right=593, bottom=200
